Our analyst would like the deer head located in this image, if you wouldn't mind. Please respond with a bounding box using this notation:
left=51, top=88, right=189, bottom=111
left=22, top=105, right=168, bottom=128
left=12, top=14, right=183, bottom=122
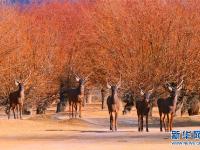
left=139, top=84, right=154, bottom=103
left=165, top=78, right=184, bottom=97
left=75, top=72, right=92, bottom=83
left=14, top=71, right=31, bottom=90
left=107, top=75, right=121, bottom=95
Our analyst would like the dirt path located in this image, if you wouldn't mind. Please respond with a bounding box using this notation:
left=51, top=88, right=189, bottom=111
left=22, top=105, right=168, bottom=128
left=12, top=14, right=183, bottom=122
left=0, top=104, right=200, bottom=150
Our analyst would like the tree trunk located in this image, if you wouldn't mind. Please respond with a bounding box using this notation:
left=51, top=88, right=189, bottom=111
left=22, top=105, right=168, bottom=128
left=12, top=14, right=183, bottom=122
left=56, top=102, right=67, bottom=113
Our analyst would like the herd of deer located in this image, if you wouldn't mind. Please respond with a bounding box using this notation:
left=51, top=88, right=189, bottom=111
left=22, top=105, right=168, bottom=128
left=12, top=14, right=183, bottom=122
left=6, top=73, right=185, bottom=133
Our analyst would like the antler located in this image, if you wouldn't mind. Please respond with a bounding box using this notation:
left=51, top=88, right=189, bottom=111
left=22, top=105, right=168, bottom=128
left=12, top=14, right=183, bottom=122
left=84, top=72, right=92, bottom=81
left=165, top=81, right=170, bottom=86
left=23, top=70, right=32, bottom=85
left=148, top=85, right=154, bottom=93
left=139, top=84, right=145, bottom=96
left=177, top=77, right=184, bottom=90
left=73, top=71, right=80, bottom=81
left=116, top=74, right=121, bottom=88
left=106, top=79, right=111, bottom=89
left=165, top=81, right=174, bottom=91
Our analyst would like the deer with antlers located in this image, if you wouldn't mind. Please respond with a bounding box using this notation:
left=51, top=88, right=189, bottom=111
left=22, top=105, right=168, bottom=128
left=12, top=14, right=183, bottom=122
left=157, top=78, right=184, bottom=132
left=136, top=86, right=154, bottom=132
left=107, top=75, right=121, bottom=131
left=62, top=73, right=91, bottom=118
left=123, top=86, right=154, bottom=132
left=7, top=73, right=31, bottom=119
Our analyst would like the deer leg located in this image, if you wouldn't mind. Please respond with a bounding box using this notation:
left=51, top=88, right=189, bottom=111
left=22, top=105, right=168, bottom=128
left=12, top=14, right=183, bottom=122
left=159, top=112, right=163, bottom=132
left=12, top=107, right=16, bottom=119
left=76, top=103, right=78, bottom=118
left=115, top=112, right=118, bottom=131
left=170, top=113, right=173, bottom=131
left=138, top=114, right=141, bottom=132
left=19, top=105, right=23, bottom=120
left=16, top=105, right=19, bottom=119
left=146, top=114, right=149, bottom=132
left=166, top=114, right=169, bottom=132
left=112, top=112, right=115, bottom=132
left=162, top=114, right=166, bottom=132
left=72, top=102, right=74, bottom=118
left=110, top=112, right=113, bottom=131
left=73, top=103, right=77, bottom=118
left=69, top=101, right=72, bottom=118
left=141, top=115, right=143, bottom=132
left=79, top=102, right=82, bottom=118
left=8, top=106, right=11, bottom=120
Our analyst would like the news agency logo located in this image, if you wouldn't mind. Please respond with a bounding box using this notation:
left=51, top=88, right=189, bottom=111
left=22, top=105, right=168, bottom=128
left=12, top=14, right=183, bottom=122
left=171, top=130, right=200, bottom=145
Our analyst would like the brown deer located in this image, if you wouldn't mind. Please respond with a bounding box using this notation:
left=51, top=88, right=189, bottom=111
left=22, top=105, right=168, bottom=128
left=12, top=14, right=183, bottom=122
left=62, top=73, right=91, bottom=118
left=7, top=73, right=31, bottom=119
left=136, top=86, right=154, bottom=132
left=7, top=80, right=25, bottom=119
left=157, top=79, right=184, bottom=132
left=123, top=86, right=154, bottom=132
left=107, top=76, right=121, bottom=131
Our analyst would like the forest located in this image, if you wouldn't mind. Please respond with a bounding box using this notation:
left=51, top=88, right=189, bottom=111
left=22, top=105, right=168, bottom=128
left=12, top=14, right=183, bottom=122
left=0, top=0, right=200, bottom=110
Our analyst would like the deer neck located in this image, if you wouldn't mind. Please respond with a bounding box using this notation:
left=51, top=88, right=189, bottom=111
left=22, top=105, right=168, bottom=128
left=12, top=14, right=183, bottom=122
left=78, top=84, right=84, bottom=95
left=172, top=93, right=178, bottom=112
left=111, top=92, right=118, bottom=102
left=19, top=85, right=25, bottom=98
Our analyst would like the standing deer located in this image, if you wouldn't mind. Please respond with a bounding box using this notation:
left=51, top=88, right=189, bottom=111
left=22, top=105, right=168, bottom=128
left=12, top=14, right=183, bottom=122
left=62, top=73, right=91, bottom=118
left=107, top=76, right=121, bottom=131
left=157, top=79, right=184, bottom=132
left=7, top=73, right=31, bottom=119
left=7, top=80, right=25, bottom=119
left=123, top=87, right=154, bottom=132
left=136, top=86, right=154, bottom=132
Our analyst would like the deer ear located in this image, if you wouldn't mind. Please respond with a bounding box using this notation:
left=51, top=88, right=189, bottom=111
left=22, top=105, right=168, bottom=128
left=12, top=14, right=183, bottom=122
left=107, top=82, right=111, bottom=89
left=168, top=86, right=173, bottom=92
left=177, top=84, right=183, bottom=91
left=75, top=77, right=80, bottom=82
left=139, top=84, right=145, bottom=96
left=148, top=88, right=154, bottom=94
left=15, top=80, right=19, bottom=86
left=140, top=90, right=145, bottom=96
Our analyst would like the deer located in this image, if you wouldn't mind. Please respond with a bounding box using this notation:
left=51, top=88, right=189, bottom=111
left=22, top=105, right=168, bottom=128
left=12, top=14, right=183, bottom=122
left=157, top=78, right=184, bottom=132
left=107, top=75, right=121, bottom=131
left=7, top=73, right=31, bottom=119
left=136, top=86, right=154, bottom=132
left=123, top=86, right=154, bottom=132
left=62, top=73, right=91, bottom=118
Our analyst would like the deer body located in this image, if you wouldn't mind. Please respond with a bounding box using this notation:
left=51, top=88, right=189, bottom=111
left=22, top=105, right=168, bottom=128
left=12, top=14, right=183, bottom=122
left=107, top=92, right=120, bottom=113
left=8, top=82, right=24, bottom=119
left=157, top=80, right=183, bottom=132
left=107, top=76, right=121, bottom=131
left=67, top=85, right=84, bottom=118
left=63, top=73, right=90, bottom=118
left=136, top=87, right=153, bottom=132
left=136, top=100, right=150, bottom=132
left=123, top=87, right=153, bottom=132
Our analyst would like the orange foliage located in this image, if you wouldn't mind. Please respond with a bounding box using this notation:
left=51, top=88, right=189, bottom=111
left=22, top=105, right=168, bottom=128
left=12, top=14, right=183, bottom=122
left=0, top=0, right=200, bottom=106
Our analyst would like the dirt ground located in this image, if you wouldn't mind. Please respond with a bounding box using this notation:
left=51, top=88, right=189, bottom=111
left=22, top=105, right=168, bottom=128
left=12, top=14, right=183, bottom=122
left=0, top=103, right=200, bottom=150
